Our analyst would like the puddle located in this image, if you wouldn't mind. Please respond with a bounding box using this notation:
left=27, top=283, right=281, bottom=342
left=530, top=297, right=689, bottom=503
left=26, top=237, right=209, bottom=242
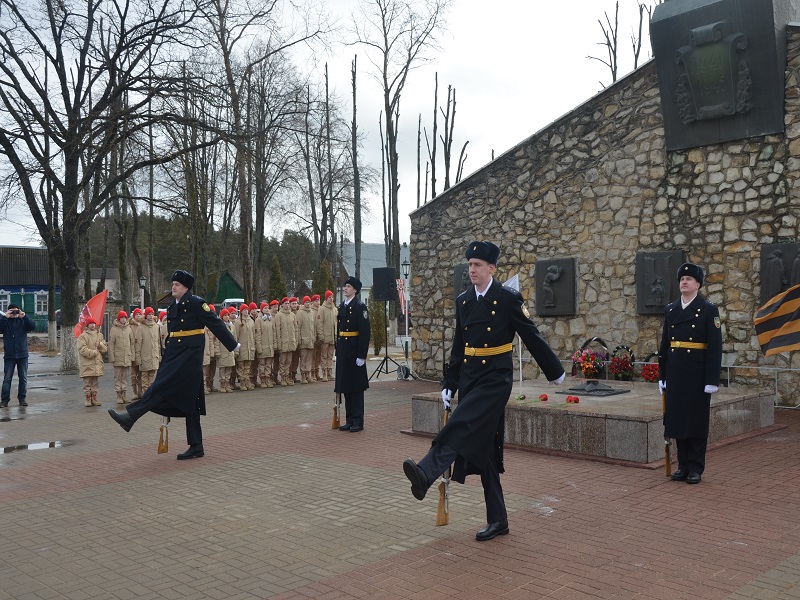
left=1, top=440, right=73, bottom=454
left=0, top=416, right=24, bottom=423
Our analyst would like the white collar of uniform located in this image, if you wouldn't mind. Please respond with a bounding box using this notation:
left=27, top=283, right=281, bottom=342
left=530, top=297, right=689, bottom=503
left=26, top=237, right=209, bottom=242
left=474, top=279, right=492, bottom=299
left=681, top=293, right=698, bottom=310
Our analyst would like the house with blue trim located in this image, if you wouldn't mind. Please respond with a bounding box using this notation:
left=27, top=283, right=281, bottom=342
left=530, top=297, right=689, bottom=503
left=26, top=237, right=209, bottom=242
left=0, top=246, right=60, bottom=332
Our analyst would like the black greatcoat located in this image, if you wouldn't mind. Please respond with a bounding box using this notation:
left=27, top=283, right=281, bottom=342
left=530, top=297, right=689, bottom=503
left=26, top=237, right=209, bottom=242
left=145, top=291, right=238, bottom=418
left=438, top=278, right=564, bottom=481
left=334, top=297, right=371, bottom=394
left=659, top=294, right=723, bottom=439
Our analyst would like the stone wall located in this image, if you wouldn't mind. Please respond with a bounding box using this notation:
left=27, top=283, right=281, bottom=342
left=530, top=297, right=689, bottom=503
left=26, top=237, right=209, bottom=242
left=409, top=26, right=800, bottom=401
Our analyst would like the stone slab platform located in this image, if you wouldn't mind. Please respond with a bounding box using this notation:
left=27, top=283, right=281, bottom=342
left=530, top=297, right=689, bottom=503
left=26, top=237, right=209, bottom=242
left=408, top=379, right=775, bottom=464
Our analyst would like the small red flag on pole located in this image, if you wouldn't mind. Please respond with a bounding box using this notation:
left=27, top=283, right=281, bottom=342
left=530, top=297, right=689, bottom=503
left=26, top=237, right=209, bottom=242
left=72, top=289, right=109, bottom=338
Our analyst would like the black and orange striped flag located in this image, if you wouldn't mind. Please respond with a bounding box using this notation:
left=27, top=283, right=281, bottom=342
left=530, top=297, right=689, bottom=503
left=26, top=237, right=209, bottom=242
left=754, top=283, right=800, bottom=356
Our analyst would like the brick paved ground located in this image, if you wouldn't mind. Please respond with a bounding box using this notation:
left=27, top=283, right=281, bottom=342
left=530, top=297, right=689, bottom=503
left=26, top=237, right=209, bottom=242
left=2, top=357, right=800, bottom=599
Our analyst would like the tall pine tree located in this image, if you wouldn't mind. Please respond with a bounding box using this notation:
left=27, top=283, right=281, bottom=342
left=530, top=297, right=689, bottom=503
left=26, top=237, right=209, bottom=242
left=268, top=255, right=287, bottom=300
left=312, top=259, right=336, bottom=296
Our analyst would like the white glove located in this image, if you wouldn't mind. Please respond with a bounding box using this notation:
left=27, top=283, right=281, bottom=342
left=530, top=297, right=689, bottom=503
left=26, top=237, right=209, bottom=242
left=355, top=358, right=365, bottom=367
left=659, top=380, right=666, bottom=394
left=441, top=389, right=453, bottom=409
left=234, top=343, right=241, bottom=352
left=704, top=385, right=719, bottom=394
left=549, top=373, right=565, bottom=385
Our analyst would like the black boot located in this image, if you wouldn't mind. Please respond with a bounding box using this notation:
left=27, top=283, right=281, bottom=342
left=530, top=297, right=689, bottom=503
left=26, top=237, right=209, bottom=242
left=108, top=409, right=134, bottom=432
left=177, top=445, right=205, bottom=460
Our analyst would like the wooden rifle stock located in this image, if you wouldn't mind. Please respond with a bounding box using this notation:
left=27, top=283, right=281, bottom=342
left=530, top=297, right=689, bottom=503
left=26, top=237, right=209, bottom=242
left=662, top=390, right=672, bottom=477
left=157, top=417, right=170, bottom=454
left=436, top=407, right=451, bottom=526
left=332, top=393, right=341, bottom=429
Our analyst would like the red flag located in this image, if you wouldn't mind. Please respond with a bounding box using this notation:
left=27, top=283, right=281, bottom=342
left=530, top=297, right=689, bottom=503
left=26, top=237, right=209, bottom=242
left=72, top=290, right=109, bottom=338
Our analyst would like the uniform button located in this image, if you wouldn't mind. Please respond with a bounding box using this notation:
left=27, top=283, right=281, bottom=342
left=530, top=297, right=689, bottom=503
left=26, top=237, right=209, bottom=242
left=493, top=301, right=497, bottom=305
left=482, top=360, right=486, bottom=364
left=492, top=311, right=496, bottom=315
left=465, top=342, right=469, bottom=347
left=464, top=359, right=467, bottom=363
left=465, top=327, right=468, bottom=331
left=692, top=324, right=696, bottom=328
left=687, top=349, right=691, bottom=353
left=484, top=344, right=488, bottom=348
left=487, top=327, right=491, bottom=332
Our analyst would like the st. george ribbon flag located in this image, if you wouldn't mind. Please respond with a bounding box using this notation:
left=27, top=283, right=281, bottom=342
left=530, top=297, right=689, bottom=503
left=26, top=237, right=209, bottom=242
left=754, top=283, right=800, bottom=356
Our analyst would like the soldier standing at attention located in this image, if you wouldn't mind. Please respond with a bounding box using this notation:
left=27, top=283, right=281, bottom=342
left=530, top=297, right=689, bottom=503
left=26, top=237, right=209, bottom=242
left=109, top=270, right=239, bottom=460
left=334, top=277, right=371, bottom=432
left=403, top=241, right=565, bottom=541
left=659, top=262, right=722, bottom=485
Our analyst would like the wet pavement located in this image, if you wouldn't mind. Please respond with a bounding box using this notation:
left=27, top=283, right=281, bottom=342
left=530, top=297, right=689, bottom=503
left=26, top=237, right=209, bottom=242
left=2, top=352, right=800, bottom=599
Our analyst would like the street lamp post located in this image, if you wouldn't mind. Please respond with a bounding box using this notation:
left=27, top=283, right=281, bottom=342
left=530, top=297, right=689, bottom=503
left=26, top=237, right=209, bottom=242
left=400, top=259, right=410, bottom=363
left=138, top=275, right=147, bottom=311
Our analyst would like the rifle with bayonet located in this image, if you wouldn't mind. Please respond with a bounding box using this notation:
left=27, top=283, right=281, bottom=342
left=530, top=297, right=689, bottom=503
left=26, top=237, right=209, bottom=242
left=436, top=332, right=451, bottom=526
left=662, top=390, right=672, bottom=477
left=332, top=392, right=341, bottom=429
left=436, top=406, right=451, bottom=526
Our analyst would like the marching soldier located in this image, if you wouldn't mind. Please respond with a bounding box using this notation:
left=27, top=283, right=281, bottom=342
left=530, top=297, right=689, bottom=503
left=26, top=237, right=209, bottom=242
left=334, top=277, right=371, bottom=432
left=402, top=241, right=565, bottom=541
left=109, top=270, right=239, bottom=460
left=659, top=262, right=723, bottom=484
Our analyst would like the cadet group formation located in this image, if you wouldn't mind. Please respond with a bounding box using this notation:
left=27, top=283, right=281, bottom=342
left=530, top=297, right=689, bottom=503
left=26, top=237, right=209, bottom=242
left=79, top=292, right=342, bottom=409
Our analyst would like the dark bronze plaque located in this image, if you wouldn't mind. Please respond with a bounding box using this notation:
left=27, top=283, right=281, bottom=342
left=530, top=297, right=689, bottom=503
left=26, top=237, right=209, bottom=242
left=534, top=258, right=576, bottom=317
left=650, top=0, right=796, bottom=150
left=636, top=251, right=685, bottom=314
left=453, top=263, right=471, bottom=299
left=760, top=243, right=800, bottom=303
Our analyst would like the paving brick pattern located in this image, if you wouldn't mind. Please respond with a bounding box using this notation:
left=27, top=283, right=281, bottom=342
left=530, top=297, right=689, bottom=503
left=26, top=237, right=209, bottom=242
left=2, top=369, right=800, bottom=599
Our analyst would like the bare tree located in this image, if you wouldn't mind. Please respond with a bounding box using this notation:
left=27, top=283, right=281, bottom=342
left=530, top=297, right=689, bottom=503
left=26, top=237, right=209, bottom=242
left=587, top=0, right=620, bottom=85
left=0, top=0, right=204, bottom=370
left=352, top=0, right=451, bottom=274
left=198, top=0, right=324, bottom=300
left=351, top=56, right=363, bottom=279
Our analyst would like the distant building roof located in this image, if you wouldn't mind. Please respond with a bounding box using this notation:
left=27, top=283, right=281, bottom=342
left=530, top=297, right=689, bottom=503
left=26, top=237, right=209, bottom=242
left=0, top=246, right=57, bottom=286
left=340, top=242, right=410, bottom=289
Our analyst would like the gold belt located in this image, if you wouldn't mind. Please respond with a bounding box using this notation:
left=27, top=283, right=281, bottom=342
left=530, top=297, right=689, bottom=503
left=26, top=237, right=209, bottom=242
left=670, top=341, right=708, bottom=350
left=464, top=342, right=513, bottom=357
left=339, top=331, right=359, bottom=337
left=169, top=328, right=205, bottom=338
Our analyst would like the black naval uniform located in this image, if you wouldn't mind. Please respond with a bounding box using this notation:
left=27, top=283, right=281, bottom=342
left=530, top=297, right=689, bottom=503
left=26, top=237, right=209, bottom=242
left=333, top=295, right=371, bottom=430
left=659, top=293, right=722, bottom=475
left=123, top=291, right=238, bottom=447
left=419, top=278, right=564, bottom=523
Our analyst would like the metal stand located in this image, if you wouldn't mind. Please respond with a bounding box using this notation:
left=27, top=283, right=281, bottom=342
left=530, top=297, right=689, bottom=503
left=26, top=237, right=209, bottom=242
left=370, top=301, right=402, bottom=381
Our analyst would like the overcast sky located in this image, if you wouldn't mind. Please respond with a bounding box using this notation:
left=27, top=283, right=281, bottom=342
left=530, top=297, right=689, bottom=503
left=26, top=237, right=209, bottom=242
left=1, top=0, right=656, bottom=248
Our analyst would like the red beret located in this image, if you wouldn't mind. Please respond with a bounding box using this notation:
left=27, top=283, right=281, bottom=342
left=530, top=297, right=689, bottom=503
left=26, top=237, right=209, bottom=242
left=281, top=297, right=289, bottom=304
left=144, top=307, right=155, bottom=316
left=159, top=311, right=167, bottom=320
left=117, top=311, right=128, bottom=320
left=219, top=308, right=229, bottom=317
left=260, top=302, right=268, bottom=309
left=85, top=318, right=97, bottom=326
left=249, top=302, right=257, bottom=310
left=311, top=294, right=320, bottom=301
left=325, top=290, right=334, bottom=298
left=208, top=304, right=216, bottom=313
left=303, top=296, right=311, bottom=304
left=290, top=297, right=298, bottom=303
left=270, top=299, right=279, bottom=306
left=132, top=308, right=143, bottom=315
left=240, top=304, right=249, bottom=312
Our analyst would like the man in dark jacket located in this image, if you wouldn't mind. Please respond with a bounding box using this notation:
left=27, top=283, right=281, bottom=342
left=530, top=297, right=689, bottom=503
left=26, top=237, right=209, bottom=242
left=403, top=241, right=565, bottom=541
left=659, top=262, right=723, bottom=484
left=334, top=276, right=371, bottom=432
left=0, top=303, right=36, bottom=407
left=109, top=270, right=239, bottom=459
